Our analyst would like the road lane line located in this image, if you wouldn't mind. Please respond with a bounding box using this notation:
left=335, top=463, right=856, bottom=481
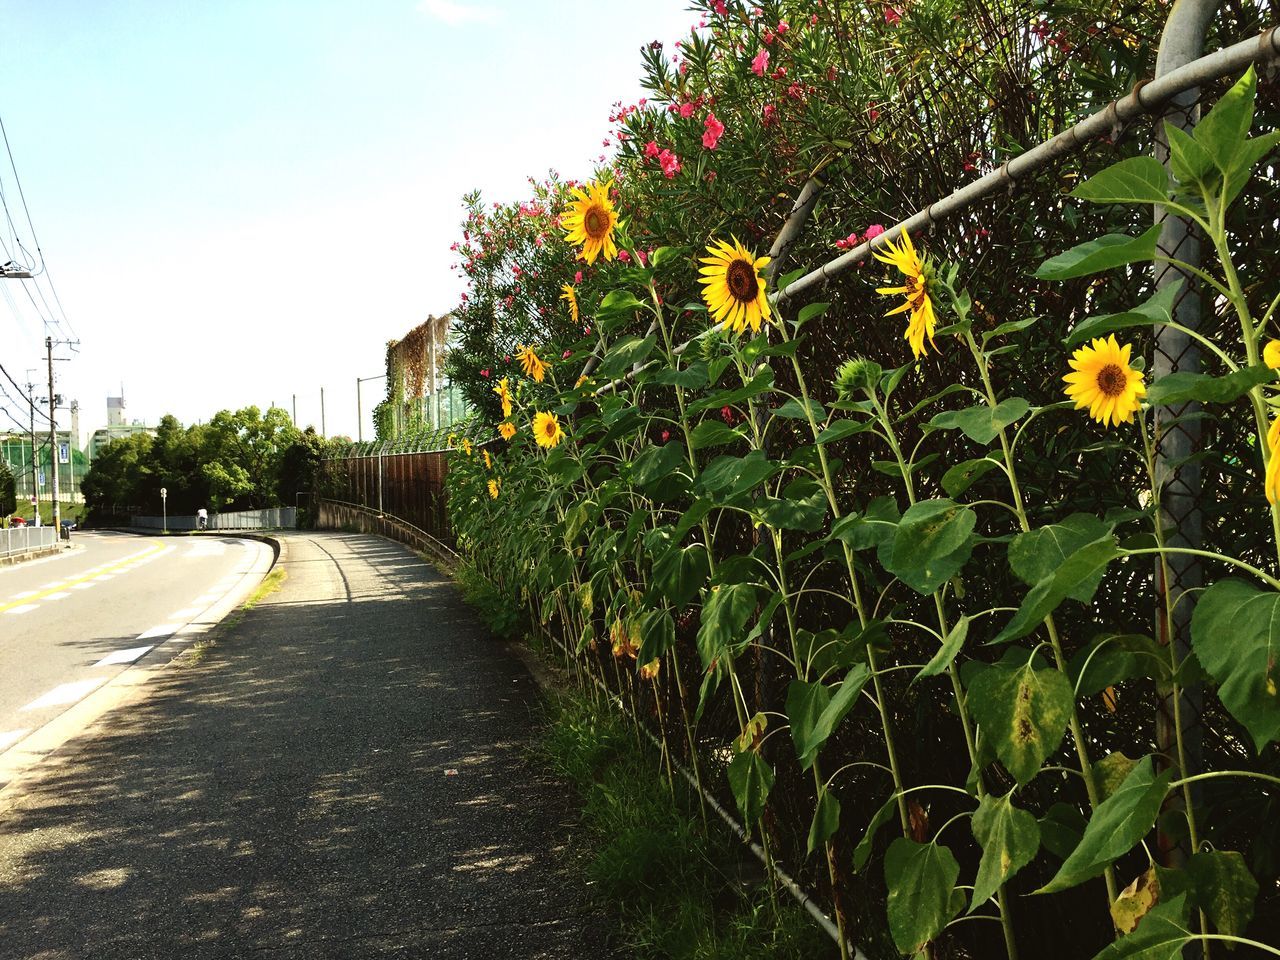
left=4, top=604, right=38, bottom=615
left=71, top=583, right=94, bottom=590
left=137, top=624, right=182, bottom=641
left=170, top=607, right=202, bottom=619
left=9, top=591, right=37, bottom=599
left=44, top=592, right=71, bottom=600
left=95, top=646, right=155, bottom=667
left=21, top=679, right=108, bottom=711
left=0, top=541, right=166, bottom=614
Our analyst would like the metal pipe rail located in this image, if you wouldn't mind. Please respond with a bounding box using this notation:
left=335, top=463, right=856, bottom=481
left=589, top=23, right=1280, bottom=398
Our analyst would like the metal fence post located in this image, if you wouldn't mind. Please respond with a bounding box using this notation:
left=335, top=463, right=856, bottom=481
left=1152, top=0, right=1218, bottom=869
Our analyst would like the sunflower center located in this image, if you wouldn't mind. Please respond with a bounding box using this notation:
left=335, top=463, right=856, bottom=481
left=545, top=421, right=556, bottom=436
left=725, top=259, right=759, bottom=303
left=1096, top=363, right=1127, bottom=397
left=584, top=205, right=610, bottom=240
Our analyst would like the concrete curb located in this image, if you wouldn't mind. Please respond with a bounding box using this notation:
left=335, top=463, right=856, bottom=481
left=0, top=534, right=282, bottom=813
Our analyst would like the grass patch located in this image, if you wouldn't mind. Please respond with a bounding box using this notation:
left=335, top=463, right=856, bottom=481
left=243, top=567, right=287, bottom=610
left=539, top=687, right=833, bottom=960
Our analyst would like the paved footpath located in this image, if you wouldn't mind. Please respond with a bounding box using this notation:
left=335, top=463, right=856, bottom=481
left=0, top=532, right=613, bottom=959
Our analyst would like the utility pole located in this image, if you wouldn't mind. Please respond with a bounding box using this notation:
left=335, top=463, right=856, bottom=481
left=356, top=376, right=361, bottom=443
left=320, top=387, right=326, bottom=437
left=292, top=393, right=297, bottom=425
left=46, top=336, right=60, bottom=534
left=25, top=376, right=38, bottom=525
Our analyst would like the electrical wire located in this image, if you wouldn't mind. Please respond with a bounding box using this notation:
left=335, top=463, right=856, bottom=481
left=0, top=358, right=51, bottom=425
left=0, top=108, right=76, bottom=338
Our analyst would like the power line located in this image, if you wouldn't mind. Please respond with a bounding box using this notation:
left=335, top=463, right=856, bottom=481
left=0, top=108, right=75, bottom=338
left=0, top=358, right=51, bottom=425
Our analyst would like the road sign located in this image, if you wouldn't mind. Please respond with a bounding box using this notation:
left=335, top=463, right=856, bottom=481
left=37, top=470, right=44, bottom=486
left=58, top=442, right=70, bottom=464
left=30, top=496, right=37, bottom=505
left=160, top=487, right=168, bottom=499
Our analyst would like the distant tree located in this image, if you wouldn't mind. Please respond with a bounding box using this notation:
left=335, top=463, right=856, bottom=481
left=200, top=405, right=299, bottom=510
left=82, top=433, right=156, bottom=517
left=0, top=459, right=15, bottom=517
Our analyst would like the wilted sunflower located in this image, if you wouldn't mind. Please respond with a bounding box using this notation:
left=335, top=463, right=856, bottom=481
left=487, top=478, right=501, bottom=499
left=561, top=180, right=619, bottom=264
left=874, top=231, right=937, bottom=358
left=561, top=284, right=580, bottom=324
left=533, top=411, right=564, bottom=449
left=1063, top=335, right=1146, bottom=427
left=493, top=376, right=513, bottom=418
left=498, top=421, right=517, bottom=441
left=699, top=238, right=772, bottom=335
left=515, top=344, right=547, bottom=383
left=639, top=658, right=660, bottom=680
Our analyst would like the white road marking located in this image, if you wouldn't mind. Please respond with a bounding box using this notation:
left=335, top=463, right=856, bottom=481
left=44, top=592, right=71, bottom=600
left=137, top=623, right=182, bottom=641
left=95, top=645, right=154, bottom=667
left=9, top=590, right=37, bottom=599
left=170, top=607, right=202, bottom=619
left=72, top=582, right=94, bottom=590
left=0, top=728, right=32, bottom=751
left=22, top=678, right=107, bottom=711
left=40, top=582, right=66, bottom=590
left=4, top=604, right=38, bottom=615
left=93, top=574, right=115, bottom=581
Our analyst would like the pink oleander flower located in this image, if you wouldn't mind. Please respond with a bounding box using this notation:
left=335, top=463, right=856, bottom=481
left=713, top=0, right=727, bottom=13
left=702, top=112, right=725, bottom=149
left=679, top=101, right=697, bottom=119
left=618, top=250, right=631, bottom=262
left=658, top=149, right=682, bottom=178
left=884, top=6, right=902, bottom=24
left=574, top=270, right=583, bottom=283
left=868, top=102, right=881, bottom=123
left=751, top=48, right=769, bottom=76
left=562, top=350, right=572, bottom=359
left=762, top=103, right=778, bottom=125
left=864, top=224, right=886, bottom=241
left=644, top=140, right=660, bottom=158
left=777, top=19, right=789, bottom=33
left=480, top=368, right=490, bottom=378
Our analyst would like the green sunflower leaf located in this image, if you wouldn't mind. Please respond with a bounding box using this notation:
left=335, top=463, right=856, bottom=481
left=1033, top=224, right=1162, bottom=280
left=1145, top=365, right=1275, bottom=406
left=1064, top=283, right=1181, bottom=347
left=967, top=658, right=1073, bottom=785
left=929, top=397, right=1030, bottom=445
left=1071, top=156, right=1171, bottom=206
left=885, top=838, right=963, bottom=955
left=727, top=751, right=774, bottom=827
left=971, top=792, right=1040, bottom=910
left=1190, top=578, right=1280, bottom=751
left=1008, top=513, right=1113, bottom=603
left=886, top=499, right=976, bottom=595
left=1038, top=756, right=1173, bottom=894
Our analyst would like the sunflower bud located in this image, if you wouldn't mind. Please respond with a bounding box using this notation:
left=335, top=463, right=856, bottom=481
left=834, top=358, right=882, bottom=399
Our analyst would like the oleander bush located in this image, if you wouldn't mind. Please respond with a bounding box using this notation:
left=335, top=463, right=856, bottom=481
left=442, top=3, right=1280, bottom=957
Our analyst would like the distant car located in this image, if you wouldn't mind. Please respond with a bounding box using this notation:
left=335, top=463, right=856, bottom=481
left=60, top=518, right=77, bottom=532
left=9, top=515, right=27, bottom=526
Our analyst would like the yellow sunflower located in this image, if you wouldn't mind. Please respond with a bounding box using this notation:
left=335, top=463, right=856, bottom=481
left=516, top=344, right=548, bottom=383
left=482, top=449, right=492, bottom=470
left=1265, top=340, right=1280, bottom=370
left=561, top=284, right=580, bottom=324
left=561, top=180, right=619, bottom=264
left=533, top=410, right=564, bottom=449
left=698, top=237, right=772, bottom=335
left=874, top=231, right=937, bottom=358
left=487, top=478, right=501, bottom=499
left=1063, top=335, right=1146, bottom=427
left=460, top=438, right=473, bottom=456
left=493, top=376, right=513, bottom=418
left=498, top=420, right=517, bottom=441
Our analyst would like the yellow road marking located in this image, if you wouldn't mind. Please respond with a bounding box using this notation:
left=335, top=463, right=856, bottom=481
left=0, top=542, right=166, bottom=615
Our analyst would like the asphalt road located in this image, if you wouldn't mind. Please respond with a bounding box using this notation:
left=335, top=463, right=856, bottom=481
left=0, top=530, right=271, bottom=759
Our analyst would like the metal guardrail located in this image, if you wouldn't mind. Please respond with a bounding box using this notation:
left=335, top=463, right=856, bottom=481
left=130, top=507, right=298, bottom=531
left=1, top=525, right=58, bottom=560
left=316, top=499, right=458, bottom=563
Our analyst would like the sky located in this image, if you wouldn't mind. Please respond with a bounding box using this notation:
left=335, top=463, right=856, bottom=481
left=0, top=0, right=695, bottom=445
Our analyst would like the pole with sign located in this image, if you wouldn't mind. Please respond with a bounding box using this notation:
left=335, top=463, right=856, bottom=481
left=161, top=487, right=167, bottom=534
